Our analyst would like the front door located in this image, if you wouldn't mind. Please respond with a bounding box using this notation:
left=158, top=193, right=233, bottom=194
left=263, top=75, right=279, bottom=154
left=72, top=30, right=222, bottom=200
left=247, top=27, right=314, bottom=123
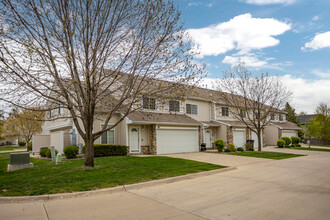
left=205, top=129, right=212, bottom=148
left=130, top=127, right=140, bottom=153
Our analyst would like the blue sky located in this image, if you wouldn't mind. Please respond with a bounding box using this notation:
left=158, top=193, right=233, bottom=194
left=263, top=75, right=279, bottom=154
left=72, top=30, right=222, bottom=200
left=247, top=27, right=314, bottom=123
left=177, top=0, right=330, bottom=113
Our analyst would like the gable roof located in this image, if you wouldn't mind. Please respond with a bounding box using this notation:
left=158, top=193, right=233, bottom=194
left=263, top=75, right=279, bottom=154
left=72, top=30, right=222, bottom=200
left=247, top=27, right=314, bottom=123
left=270, top=121, right=302, bottom=130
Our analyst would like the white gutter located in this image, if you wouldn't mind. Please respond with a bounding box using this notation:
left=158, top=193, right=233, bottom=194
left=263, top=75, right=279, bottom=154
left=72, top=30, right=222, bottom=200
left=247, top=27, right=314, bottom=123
left=45, top=123, right=73, bottom=131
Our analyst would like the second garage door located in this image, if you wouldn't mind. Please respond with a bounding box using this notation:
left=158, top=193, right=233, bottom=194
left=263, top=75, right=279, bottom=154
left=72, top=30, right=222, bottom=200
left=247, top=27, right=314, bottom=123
left=157, top=127, right=199, bottom=155
left=233, top=129, right=246, bottom=148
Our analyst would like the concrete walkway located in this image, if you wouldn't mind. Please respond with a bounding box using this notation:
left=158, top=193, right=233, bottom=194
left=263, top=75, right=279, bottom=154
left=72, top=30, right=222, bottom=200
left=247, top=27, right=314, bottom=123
left=1, top=148, right=330, bottom=220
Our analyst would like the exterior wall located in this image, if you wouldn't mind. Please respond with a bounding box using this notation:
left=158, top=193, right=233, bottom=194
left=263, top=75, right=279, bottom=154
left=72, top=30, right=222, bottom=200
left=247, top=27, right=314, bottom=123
left=141, top=125, right=150, bottom=146
left=94, top=114, right=121, bottom=145
left=64, top=133, right=71, bottom=148
left=184, top=99, right=210, bottom=121
left=216, top=126, right=227, bottom=143
left=215, top=104, right=236, bottom=121
left=41, top=118, right=72, bottom=135
left=50, top=131, right=62, bottom=153
left=119, top=119, right=128, bottom=146
left=264, top=125, right=279, bottom=146
left=32, top=135, right=50, bottom=153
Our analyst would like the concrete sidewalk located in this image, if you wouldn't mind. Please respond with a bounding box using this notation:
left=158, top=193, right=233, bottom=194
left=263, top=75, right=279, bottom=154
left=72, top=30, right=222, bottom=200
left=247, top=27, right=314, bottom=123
left=1, top=149, right=330, bottom=220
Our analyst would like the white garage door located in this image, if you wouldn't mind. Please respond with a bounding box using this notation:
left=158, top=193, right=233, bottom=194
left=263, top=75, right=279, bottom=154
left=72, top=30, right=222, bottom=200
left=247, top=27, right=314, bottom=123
left=157, top=127, right=199, bottom=154
left=233, top=130, right=246, bottom=148
left=252, top=130, right=263, bottom=150
left=282, top=131, right=297, bottom=138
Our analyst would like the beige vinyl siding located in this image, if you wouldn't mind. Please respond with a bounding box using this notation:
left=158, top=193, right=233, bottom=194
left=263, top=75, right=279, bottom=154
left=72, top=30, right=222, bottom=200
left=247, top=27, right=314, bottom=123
left=32, top=135, right=51, bottom=153
left=185, top=99, right=210, bottom=121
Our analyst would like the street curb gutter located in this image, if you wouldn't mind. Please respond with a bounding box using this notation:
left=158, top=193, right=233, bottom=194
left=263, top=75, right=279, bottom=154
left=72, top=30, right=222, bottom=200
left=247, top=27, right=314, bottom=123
left=0, top=166, right=236, bottom=203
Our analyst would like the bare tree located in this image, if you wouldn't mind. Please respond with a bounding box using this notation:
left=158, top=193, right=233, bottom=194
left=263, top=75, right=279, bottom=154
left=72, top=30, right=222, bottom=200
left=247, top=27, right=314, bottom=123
left=0, top=0, right=204, bottom=167
left=215, top=63, right=291, bottom=151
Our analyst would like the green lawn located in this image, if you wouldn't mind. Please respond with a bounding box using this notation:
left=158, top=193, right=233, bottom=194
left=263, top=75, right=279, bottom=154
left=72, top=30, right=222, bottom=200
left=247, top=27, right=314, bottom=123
left=0, top=146, right=26, bottom=151
left=0, top=153, right=225, bottom=196
left=291, top=147, right=330, bottom=152
left=230, top=151, right=304, bottom=160
left=311, top=144, right=330, bottom=148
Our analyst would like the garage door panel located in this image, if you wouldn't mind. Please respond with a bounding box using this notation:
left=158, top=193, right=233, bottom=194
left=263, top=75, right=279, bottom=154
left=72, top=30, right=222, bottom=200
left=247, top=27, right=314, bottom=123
left=233, top=130, right=245, bottom=148
left=282, top=132, right=296, bottom=138
left=157, top=128, right=198, bottom=155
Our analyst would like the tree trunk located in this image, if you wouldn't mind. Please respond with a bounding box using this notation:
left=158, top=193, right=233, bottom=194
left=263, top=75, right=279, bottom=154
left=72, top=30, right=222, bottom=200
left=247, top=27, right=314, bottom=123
left=84, top=133, right=95, bottom=167
left=258, top=131, right=262, bottom=152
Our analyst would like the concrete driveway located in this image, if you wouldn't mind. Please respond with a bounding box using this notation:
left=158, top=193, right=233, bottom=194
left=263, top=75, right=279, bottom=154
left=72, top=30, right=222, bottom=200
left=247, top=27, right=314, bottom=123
left=1, top=147, right=330, bottom=220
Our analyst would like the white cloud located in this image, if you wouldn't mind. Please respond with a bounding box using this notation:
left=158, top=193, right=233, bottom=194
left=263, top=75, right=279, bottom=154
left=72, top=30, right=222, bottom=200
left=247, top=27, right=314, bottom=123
left=187, top=13, right=291, bottom=58
left=312, top=69, right=330, bottom=79
left=222, top=55, right=268, bottom=67
left=188, top=2, right=202, bottom=7
left=200, top=75, right=330, bottom=114
left=243, top=0, right=297, bottom=5
left=312, top=15, right=320, bottom=21
left=302, top=31, right=330, bottom=51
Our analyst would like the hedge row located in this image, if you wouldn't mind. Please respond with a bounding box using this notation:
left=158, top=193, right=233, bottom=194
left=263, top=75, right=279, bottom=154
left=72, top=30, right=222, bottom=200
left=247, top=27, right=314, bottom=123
left=83, top=144, right=127, bottom=157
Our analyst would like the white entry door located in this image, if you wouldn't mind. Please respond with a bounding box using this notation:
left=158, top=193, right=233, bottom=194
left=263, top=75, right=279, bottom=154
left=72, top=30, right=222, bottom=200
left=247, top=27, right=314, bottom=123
left=205, top=129, right=212, bottom=148
left=130, top=127, right=140, bottom=153
left=252, top=130, right=263, bottom=149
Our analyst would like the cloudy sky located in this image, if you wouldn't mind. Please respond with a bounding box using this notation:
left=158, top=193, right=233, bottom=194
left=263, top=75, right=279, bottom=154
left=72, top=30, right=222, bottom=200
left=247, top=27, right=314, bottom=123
left=178, top=0, right=330, bottom=114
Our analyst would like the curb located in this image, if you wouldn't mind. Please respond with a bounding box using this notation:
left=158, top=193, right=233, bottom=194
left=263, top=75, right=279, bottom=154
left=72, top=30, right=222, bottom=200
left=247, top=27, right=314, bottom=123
left=0, top=166, right=236, bottom=203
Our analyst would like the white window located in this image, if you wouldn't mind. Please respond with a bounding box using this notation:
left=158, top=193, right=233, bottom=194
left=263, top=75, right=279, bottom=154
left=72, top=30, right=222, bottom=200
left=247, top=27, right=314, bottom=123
left=240, top=109, right=246, bottom=118
left=279, top=114, right=283, bottom=121
left=222, top=107, right=229, bottom=116
left=186, top=104, right=198, bottom=115
left=58, top=107, right=62, bottom=115
left=169, top=100, right=180, bottom=112
left=101, top=125, right=114, bottom=144
left=143, top=97, right=156, bottom=110
left=270, top=113, right=275, bottom=120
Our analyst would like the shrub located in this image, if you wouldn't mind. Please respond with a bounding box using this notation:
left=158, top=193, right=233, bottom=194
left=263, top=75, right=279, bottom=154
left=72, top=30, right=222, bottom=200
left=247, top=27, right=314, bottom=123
left=291, top=136, right=301, bottom=145
left=40, top=148, right=58, bottom=158
left=281, top=137, right=292, bottom=145
left=39, top=148, right=49, bottom=157
left=277, top=139, right=285, bottom=148
left=224, top=148, right=231, bottom=152
left=18, top=141, right=26, bottom=147
left=237, top=147, right=244, bottom=152
left=296, top=144, right=301, bottom=147
left=64, top=145, right=79, bottom=159
left=214, top=139, right=225, bottom=153
left=83, top=144, right=127, bottom=157
left=27, top=141, right=32, bottom=151
left=245, top=143, right=254, bottom=151
left=285, top=144, right=291, bottom=148
left=228, top=143, right=236, bottom=152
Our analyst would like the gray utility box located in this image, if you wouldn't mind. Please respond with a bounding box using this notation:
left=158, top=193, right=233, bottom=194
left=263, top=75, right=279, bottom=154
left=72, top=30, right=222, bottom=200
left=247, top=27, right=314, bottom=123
left=7, top=152, right=34, bottom=172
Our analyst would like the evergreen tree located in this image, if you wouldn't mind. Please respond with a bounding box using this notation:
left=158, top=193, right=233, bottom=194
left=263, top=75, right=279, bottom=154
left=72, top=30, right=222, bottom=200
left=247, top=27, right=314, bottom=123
left=284, top=102, right=299, bottom=124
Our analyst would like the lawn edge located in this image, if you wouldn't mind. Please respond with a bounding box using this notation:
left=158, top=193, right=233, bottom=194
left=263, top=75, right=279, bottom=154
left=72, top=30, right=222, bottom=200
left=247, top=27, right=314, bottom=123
left=0, top=166, right=235, bottom=203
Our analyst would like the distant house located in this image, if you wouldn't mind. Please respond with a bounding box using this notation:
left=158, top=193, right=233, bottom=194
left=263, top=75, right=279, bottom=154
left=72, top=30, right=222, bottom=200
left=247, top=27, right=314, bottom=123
left=298, top=114, right=316, bottom=128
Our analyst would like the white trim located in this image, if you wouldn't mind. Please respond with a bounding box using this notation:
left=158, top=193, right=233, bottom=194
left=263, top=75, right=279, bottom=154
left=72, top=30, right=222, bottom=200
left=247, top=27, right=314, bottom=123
left=127, top=121, right=201, bottom=126
left=156, top=126, right=198, bottom=130
left=45, top=123, right=72, bottom=131
left=211, top=120, right=231, bottom=127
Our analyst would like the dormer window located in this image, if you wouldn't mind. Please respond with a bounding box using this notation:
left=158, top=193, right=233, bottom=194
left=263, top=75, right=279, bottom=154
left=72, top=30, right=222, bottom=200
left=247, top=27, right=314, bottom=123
left=279, top=114, right=283, bottom=121
left=143, top=97, right=156, bottom=110
left=240, top=109, right=246, bottom=118
left=271, top=113, right=275, bottom=120
left=222, top=107, right=229, bottom=116
left=169, top=100, right=180, bottom=112
left=186, top=104, right=198, bottom=115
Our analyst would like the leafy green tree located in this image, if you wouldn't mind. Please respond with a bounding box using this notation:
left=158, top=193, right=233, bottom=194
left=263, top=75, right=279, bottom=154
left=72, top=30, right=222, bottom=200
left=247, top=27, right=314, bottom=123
left=305, top=103, right=330, bottom=140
